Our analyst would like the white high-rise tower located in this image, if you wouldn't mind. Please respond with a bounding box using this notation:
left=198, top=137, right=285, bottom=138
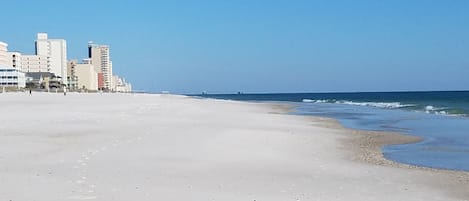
left=35, top=33, right=68, bottom=85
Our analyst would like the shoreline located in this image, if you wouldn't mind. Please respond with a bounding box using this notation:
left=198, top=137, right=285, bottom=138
left=261, top=101, right=468, bottom=171
left=263, top=102, right=469, bottom=199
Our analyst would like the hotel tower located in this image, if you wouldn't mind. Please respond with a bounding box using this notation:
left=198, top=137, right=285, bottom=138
left=35, top=33, right=68, bottom=84
left=88, top=42, right=113, bottom=90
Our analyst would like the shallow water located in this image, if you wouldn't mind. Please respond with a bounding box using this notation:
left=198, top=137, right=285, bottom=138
left=295, top=102, right=469, bottom=171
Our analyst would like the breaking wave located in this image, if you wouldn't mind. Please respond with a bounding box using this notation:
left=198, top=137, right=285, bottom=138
left=301, top=99, right=466, bottom=117
left=302, top=99, right=414, bottom=109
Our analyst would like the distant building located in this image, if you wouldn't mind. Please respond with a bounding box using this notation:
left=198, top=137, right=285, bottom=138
left=67, top=60, right=78, bottom=90
left=6, top=51, right=22, bottom=70
left=97, top=72, right=104, bottom=90
left=75, top=62, right=98, bottom=91
left=0, top=42, right=26, bottom=89
left=0, top=41, right=9, bottom=67
left=25, top=72, right=62, bottom=90
left=35, top=33, right=67, bottom=85
left=88, top=42, right=112, bottom=90
left=112, top=75, right=132, bottom=92
left=6, top=52, right=50, bottom=73
left=19, top=55, right=50, bottom=73
left=0, top=65, right=26, bottom=89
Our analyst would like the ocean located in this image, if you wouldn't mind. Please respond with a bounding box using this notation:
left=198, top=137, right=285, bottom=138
left=193, top=91, right=469, bottom=171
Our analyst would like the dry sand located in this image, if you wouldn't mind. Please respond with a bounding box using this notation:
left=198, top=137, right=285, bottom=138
left=0, top=92, right=468, bottom=201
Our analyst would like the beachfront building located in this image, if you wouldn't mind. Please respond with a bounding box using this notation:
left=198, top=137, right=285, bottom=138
left=88, top=42, right=113, bottom=91
left=75, top=62, right=98, bottom=91
left=6, top=52, right=50, bottom=73
left=0, top=41, right=26, bottom=89
left=67, top=60, right=79, bottom=91
left=35, top=33, right=67, bottom=85
left=0, top=41, right=9, bottom=67
left=25, top=72, right=54, bottom=89
left=112, top=75, right=132, bottom=92
left=19, top=55, right=50, bottom=73
left=0, top=65, right=26, bottom=89
left=7, top=52, right=22, bottom=70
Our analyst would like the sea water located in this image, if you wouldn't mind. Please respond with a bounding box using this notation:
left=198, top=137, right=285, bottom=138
left=195, top=91, right=469, bottom=171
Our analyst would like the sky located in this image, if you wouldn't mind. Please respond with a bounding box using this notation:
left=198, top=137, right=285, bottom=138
left=0, top=0, right=468, bottom=94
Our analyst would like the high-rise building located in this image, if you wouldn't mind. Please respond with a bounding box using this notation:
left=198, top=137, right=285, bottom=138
left=0, top=41, right=8, bottom=67
left=35, top=33, right=67, bottom=84
left=88, top=42, right=113, bottom=90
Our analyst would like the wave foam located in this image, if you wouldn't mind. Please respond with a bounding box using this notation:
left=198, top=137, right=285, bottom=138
left=424, top=105, right=454, bottom=116
left=302, top=99, right=414, bottom=109
left=338, top=101, right=413, bottom=109
left=301, top=99, right=467, bottom=117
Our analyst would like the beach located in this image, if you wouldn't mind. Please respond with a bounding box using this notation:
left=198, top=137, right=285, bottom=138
left=0, top=93, right=468, bottom=201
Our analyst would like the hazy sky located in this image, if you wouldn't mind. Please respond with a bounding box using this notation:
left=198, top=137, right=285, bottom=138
left=1, top=0, right=468, bottom=94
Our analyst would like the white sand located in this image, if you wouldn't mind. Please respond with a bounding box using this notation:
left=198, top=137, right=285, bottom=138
left=0, top=92, right=467, bottom=201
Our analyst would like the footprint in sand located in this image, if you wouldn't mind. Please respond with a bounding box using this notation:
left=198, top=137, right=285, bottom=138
left=69, top=136, right=145, bottom=200
left=69, top=150, right=99, bottom=200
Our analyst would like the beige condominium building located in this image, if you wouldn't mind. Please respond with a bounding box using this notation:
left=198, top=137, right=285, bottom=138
left=35, top=33, right=67, bottom=84
left=75, top=62, right=98, bottom=91
left=6, top=52, right=50, bottom=73
left=88, top=42, right=113, bottom=90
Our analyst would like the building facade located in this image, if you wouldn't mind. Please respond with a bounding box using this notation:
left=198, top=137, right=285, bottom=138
left=0, top=41, right=9, bottom=67
left=6, top=52, right=50, bottom=73
left=67, top=60, right=79, bottom=90
left=75, top=63, right=98, bottom=91
left=20, top=55, right=50, bottom=72
left=35, top=33, right=67, bottom=84
left=88, top=42, right=112, bottom=90
left=0, top=65, right=26, bottom=89
left=7, top=52, right=22, bottom=70
left=112, top=75, right=132, bottom=92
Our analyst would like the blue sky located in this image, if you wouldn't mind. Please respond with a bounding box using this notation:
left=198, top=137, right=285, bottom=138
left=1, top=0, right=468, bottom=93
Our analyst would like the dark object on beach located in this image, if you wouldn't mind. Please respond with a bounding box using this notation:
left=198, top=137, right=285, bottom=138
left=29, top=89, right=32, bottom=95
